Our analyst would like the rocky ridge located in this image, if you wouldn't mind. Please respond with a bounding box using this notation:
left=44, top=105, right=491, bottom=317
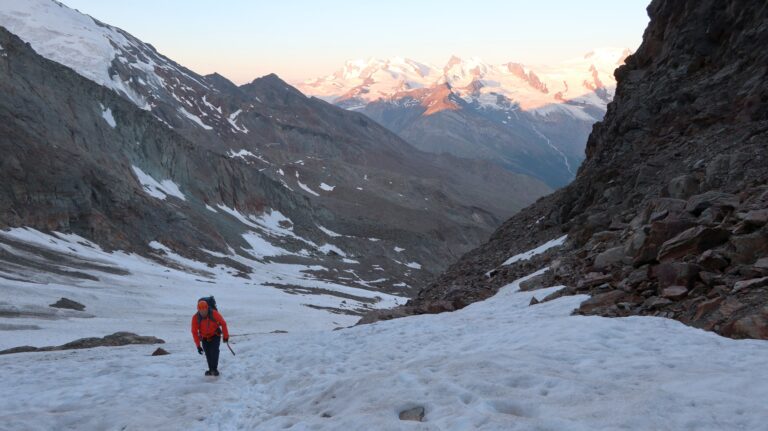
left=361, top=0, right=768, bottom=340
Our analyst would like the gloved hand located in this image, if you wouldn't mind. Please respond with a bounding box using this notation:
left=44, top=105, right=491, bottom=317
left=223, top=337, right=229, bottom=343
left=197, top=346, right=203, bottom=355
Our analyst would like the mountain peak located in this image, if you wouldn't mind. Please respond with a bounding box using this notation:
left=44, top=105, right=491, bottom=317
left=445, top=55, right=463, bottom=68
left=243, top=73, right=307, bottom=101
left=297, top=49, right=631, bottom=112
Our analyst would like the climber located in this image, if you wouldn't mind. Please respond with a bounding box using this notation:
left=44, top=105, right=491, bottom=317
left=191, top=298, right=229, bottom=376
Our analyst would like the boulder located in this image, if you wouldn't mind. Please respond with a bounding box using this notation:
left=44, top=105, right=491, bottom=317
left=593, top=246, right=627, bottom=270
left=667, top=175, right=700, bottom=199
left=685, top=191, right=739, bottom=216
left=541, top=287, right=569, bottom=303
left=732, top=277, right=768, bottom=293
left=152, top=347, right=170, bottom=356
left=625, top=266, right=651, bottom=289
left=399, top=406, right=425, bottom=422
left=697, top=250, right=730, bottom=271
left=49, top=297, right=85, bottom=311
left=576, top=272, right=613, bottom=290
left=590, top=230, right=620, bottom=243
left=629, top=218, right=697, bottom=265
left=693, top=297, right=724, bottom=321
left=652, top=262, right=702, bottom=288
left=697, top=206, right=729, bottom=225
left=718, top=298, right=746, bottom=319
left=727, top=230, right=768, bottom=264
left=754, top=257, right=768, bottom=270
left=698, top=271, right=722, bottom=286
left=657, top=226, right=730, bottom=262
left=529, top=297, right=540, bottom=306
left=519, top=272, right=548, bottom=291
left=59, top=332, right=165, bottom=350
left=740, top=209, right=768, bottom=227
left=624, top=230, right=648, bottom=257
left=578, top=290, right=626, bottom=314
left=631, top=198, right=688, bottom=229
left=661, top=285, right=689, bottom=300
left=722, top=314, right=768, bottom=340
left=642, top=296, right=673, bottom=309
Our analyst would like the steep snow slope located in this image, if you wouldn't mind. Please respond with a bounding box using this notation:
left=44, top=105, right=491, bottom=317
left=0, top=0, right=219, bottom=122
left=0, top=0, right=151, bottom=107
left=2, top=267, right=766, bottom=429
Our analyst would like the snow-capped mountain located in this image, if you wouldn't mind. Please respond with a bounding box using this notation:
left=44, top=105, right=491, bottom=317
left=0, top=0, right=553, bottom=307
left=301, top=50, right=628, bottom=117
left=298, top=49, right=631, bottom=187
left=300, top=57, right=442, bottom=109
left=0, top=0, right=249, bottom=137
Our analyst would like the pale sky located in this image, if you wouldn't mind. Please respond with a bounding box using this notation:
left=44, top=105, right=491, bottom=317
left=60, top=0, right=650, bottom=85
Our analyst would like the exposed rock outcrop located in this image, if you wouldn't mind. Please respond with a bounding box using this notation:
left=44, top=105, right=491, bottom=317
left=0, top=332, right=164, bottom=355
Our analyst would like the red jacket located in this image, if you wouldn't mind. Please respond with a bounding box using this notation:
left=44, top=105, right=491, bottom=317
left=191, top=310, right=229, bottom=347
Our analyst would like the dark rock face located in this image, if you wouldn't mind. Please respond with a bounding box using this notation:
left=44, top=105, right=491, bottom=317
left=152, top=347, right=170, bottom=356
left=361, top=0, right=768, bottom=340
left=0, top=332, right=164, bottom=355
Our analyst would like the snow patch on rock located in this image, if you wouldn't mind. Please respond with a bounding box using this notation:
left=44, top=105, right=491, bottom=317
left=178, top=107, right=213, bottom=130
left=131, top=166, right=185, bottom=201
left=100, top=106, right=116, bottom=128
left=318, top=225, right=342, bottom=238
left=502, top=235, right=567, bottom=266
left=297, top=181, right=320, bottom=197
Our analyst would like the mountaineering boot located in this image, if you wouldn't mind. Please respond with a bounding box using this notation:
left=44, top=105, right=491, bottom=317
left=205, top=370, right=212, bottom=376
left=212, top=370, right=220, bottom=376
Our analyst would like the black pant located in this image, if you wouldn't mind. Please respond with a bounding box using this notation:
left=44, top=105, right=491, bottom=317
left=202, top=336, right=221, bottom=371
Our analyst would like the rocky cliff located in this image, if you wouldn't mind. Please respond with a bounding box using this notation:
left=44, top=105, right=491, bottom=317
left=362, top=0, right=768, bottom=339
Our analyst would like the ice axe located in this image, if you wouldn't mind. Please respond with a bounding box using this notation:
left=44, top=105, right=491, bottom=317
left=226, top=340, right=236, bottom=356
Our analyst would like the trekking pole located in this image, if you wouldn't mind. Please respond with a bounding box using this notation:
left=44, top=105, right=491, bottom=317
left=226, top=341, right=236, bottom=356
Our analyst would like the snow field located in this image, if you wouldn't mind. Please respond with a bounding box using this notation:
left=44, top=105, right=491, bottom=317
left=3, top=265, right=767, bottom=430
left=212, top=269, right=768, bottom=430
left=0, top=228, right=403, bottom=351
